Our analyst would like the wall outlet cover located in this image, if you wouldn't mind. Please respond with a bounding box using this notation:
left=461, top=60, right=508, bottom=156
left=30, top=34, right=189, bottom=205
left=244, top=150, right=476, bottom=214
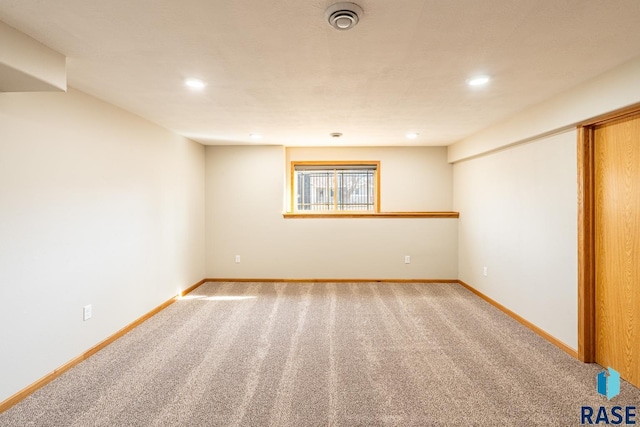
left=83, top=304, right=92, bottom=321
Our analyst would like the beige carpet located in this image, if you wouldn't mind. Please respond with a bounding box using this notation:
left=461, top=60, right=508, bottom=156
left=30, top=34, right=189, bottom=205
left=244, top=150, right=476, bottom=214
left=1, top=282, right=639, bottom=426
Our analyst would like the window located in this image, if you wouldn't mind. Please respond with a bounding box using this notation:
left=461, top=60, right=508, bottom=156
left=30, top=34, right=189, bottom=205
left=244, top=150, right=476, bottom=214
left=291, top=161, right=379, bottom=213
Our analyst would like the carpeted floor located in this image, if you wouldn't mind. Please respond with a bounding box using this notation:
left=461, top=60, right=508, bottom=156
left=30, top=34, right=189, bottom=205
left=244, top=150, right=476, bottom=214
left=1, top=282, right=639, bottom=426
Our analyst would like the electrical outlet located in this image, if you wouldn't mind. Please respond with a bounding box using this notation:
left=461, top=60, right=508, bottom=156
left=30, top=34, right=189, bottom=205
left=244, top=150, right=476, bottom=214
left=483, top=266, right=488, bottom=276
left=404, top=255, right=411, bottom=264
left=83, top=304, right=92, bottom=321
left=235, top=255, right=241, bottom=263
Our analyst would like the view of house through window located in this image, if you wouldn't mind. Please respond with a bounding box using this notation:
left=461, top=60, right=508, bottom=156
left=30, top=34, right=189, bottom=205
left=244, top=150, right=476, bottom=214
left=292, top=162, right=379, bottom=212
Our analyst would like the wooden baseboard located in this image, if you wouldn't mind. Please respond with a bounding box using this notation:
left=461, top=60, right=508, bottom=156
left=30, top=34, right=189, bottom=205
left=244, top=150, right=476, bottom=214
left=457, top=280, right=578, bottom=359
left=180, top=279, right=207, bottom=296
left=203, top=278, right=459, bottom=283
left=1, top=277, right=577, bottom=413
left=0, top=279, right=207, bottom=414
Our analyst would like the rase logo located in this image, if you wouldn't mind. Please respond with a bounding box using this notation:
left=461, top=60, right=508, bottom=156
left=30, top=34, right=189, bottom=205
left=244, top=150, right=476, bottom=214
left=580, top=367, right=636, bottom=425
left=598, top=367, right=621, bottom=400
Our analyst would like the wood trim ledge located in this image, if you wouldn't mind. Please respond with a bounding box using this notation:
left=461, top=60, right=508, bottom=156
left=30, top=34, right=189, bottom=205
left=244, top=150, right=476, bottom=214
left=283, top=211, right=459, bottom=219
left=204, top=278, right=459, bottom=283
left=0, top=279, right=207, bottom=414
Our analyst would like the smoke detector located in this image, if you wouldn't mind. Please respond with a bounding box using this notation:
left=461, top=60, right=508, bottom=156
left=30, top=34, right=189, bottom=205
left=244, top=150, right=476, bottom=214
left=326, top=2, right=363, bottom=31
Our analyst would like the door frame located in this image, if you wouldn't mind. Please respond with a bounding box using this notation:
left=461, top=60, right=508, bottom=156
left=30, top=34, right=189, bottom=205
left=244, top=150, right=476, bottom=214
left=577, top=103, right=640, bottom=362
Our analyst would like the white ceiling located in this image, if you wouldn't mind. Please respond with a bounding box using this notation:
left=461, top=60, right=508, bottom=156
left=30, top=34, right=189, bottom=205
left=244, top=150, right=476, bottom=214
left=1, top=1, right=640, bottom=147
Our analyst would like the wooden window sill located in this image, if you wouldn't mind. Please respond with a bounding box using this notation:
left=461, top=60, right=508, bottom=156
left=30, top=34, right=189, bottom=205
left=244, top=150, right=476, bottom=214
left=282, top=212, right=459, bottom=219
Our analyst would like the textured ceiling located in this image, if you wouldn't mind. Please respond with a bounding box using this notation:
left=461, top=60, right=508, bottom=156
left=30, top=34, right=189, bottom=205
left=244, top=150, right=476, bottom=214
left=1, top=0, right=640, bottom=146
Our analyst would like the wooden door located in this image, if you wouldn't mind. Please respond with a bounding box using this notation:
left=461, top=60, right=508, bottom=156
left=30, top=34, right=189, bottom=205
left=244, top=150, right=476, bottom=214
left=594, top=113, right=640, bottom=388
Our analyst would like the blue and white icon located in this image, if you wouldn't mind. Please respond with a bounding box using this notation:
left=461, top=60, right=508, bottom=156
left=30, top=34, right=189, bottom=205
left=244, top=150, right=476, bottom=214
left=597, top=367, right=620, bottom=400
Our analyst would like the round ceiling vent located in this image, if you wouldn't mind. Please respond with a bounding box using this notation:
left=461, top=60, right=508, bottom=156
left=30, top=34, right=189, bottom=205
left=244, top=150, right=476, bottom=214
left=326, top=2, right=363, bottom=31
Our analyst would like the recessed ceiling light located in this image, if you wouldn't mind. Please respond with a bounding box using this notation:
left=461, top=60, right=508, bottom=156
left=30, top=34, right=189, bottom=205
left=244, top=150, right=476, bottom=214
left=330, top=132, right=343, bottom=138
left=466, top=75, right=490, bottom=87
left=184, top=78, right=206, bottom=90
left=250, top=133, right=262, bottom=139
left=406, top=132, right=419, bottom=139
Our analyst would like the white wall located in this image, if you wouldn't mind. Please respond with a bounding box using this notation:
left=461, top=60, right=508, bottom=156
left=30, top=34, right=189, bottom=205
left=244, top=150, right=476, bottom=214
left=0, top=89, right=205, bottom=403
left=454, top=131, right=578, bottom=349
left=450, top=56, right=640, bottom=352
left=206, top=145, right=457, bottom=279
